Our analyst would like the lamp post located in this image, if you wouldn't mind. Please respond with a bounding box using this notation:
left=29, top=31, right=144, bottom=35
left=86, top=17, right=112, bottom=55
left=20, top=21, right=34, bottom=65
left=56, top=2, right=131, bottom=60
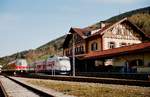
left=72, top=33, right=75, bottom=77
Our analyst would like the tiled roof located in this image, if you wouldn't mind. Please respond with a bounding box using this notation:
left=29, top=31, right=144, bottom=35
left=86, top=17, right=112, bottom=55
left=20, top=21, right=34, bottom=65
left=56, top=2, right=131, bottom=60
left=84, top=42, right=150, bottom=59
left=71, top=18, right=127, bottom=39
left=71, top=28, right=87, bottom=38
left=63, top=27, right=90, bottom=47
left=86, top=23, right=113, bottom=38
left=71, top=18, right=148, bottom=39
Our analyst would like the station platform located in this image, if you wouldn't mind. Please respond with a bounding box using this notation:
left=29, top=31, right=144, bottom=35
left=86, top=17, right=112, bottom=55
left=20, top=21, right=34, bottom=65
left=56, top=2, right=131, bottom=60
left=0, top=75, right=75, bottom=97
left=0, top=75, right=40, bottom=97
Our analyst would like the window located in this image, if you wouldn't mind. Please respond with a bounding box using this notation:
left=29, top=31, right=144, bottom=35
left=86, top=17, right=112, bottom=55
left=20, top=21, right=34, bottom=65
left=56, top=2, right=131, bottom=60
left=85, top=31, right=91, bottom=36
left=75, top=48, right=77, bottom=53
left=129, top=59, right=143, bottom=66
left=95, top=60, right=103, bottom=67
left=91, top=42, right=98, bottom=51
left=108, top=42, right=115, bottom=49
left=80, top=46, right=84, bottom=53
left=70, top=49, right=72, bottom=55
left=81, top=46, right=84, bottom=52
left=120, top=43, right=126, bottom=47
left=75, top=47, right=81, bottom=54
left=77, top=47, right=79, bottom=53
left=78, top=46, right=81, bottom=53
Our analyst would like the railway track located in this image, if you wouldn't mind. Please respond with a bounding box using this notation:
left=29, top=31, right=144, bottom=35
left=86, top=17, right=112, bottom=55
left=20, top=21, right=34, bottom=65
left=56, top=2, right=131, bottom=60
left=0, top=75, right=54, bottom=97
left=0, top=86, right=5, bottom=97
left=25, top=73, right=150, bottom=87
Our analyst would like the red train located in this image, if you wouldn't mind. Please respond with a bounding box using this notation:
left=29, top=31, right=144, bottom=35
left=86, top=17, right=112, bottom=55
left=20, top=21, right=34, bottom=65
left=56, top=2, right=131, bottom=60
left=2, top=59, right=28, bottom=75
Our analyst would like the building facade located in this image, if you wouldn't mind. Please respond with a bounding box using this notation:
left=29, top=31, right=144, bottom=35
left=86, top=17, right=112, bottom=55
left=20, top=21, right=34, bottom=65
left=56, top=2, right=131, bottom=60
left=63, top=18, right=150, bottom=73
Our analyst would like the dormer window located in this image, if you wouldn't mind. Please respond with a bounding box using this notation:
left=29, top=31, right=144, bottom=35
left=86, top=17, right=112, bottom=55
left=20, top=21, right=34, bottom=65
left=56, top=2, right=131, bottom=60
left=85, top=31, right=91, bottom=36
left=91, top=42, right=98, bottom=51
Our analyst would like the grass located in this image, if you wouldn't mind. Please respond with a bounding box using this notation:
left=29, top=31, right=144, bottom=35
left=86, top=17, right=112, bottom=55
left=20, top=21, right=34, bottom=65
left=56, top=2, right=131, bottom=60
left=25, top=79, right=150, bottom=97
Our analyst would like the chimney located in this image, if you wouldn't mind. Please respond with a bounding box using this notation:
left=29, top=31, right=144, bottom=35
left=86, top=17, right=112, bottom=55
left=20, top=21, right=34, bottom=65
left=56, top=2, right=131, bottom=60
left=100, top=21, right=106, bottom=28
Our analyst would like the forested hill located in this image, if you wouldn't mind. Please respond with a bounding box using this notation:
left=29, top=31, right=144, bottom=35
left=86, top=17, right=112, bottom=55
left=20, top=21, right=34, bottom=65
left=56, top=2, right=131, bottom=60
left=88, top=6, right=150, bottom=35
left=106, top=6, right=150, bottom=35
left=106, top=6, right=150, bottom=23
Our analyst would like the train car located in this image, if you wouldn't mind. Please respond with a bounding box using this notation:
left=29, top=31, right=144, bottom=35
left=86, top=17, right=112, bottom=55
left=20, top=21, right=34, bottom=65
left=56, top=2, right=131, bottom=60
left=35, top=56, right=71, bottom=75
left=27, top=63, right=36, bottom=73
left=2, top=59, right=28, bottom=75
left=35, top=60, right=46, bottom=73
left=46, top=56, right=71, bottom=74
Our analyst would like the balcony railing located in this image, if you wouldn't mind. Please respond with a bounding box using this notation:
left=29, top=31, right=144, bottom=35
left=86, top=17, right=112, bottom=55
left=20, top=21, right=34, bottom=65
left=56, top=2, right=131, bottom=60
left=65, top=50, right=85, bottom=56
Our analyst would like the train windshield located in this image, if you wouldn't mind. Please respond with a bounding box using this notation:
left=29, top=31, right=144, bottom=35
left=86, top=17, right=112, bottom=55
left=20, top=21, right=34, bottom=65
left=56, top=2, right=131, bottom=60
left=59, top=58, right=70, bottom=65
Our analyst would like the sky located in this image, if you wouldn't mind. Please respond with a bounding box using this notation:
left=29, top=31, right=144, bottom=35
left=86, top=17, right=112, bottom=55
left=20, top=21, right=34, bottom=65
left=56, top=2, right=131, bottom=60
left=0, top=0, right=149, bottom=57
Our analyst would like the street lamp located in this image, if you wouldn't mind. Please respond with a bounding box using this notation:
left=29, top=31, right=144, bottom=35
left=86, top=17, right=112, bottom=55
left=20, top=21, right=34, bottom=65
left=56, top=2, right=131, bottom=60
left=72, top=33, right=75, bottom=77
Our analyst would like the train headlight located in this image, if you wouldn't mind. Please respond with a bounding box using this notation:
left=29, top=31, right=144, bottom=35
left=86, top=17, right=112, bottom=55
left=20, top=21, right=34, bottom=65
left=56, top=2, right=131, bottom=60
left=60, top=66, right=66, bottom=71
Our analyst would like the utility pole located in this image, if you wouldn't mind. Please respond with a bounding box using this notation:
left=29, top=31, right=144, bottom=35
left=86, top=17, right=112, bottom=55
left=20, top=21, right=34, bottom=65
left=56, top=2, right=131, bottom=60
left=72, top=34, right=75, bottom=77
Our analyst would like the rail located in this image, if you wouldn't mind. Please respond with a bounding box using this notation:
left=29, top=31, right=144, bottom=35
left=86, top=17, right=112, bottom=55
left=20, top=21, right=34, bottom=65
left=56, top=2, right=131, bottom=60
left=25, top=73, right=150, bottom=87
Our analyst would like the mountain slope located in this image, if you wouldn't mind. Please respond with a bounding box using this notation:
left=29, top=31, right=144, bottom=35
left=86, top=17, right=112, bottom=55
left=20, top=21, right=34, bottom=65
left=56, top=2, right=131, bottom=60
left=129, top=13, right=150, bottom=35
left=87, top=6, right=150, bottom=35
left=106, top=6, right=150, bottom=22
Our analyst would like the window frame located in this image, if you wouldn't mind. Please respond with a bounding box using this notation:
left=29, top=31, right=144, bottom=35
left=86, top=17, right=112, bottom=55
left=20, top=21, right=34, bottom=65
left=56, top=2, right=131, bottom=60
left=120, top=42, right=126, bottom=47
left=91, top=42, right=98, bottom=51
left=108, top=41, right=115, bottom=49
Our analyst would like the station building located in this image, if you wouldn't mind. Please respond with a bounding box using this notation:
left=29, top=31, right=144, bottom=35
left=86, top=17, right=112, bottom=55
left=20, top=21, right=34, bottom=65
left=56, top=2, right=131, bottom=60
left=63, top=18, right=150, bottom=73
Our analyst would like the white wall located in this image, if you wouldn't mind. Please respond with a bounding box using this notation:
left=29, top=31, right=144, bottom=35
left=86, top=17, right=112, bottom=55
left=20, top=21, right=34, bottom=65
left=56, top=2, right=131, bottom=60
left=103, top=37, right=142, bottom=50
left=102, top=23, right=142, bottom=50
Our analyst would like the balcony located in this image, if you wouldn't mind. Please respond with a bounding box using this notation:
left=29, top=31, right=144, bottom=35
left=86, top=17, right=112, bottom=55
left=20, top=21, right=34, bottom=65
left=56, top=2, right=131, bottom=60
left=65, top=50, right=85, bottom=57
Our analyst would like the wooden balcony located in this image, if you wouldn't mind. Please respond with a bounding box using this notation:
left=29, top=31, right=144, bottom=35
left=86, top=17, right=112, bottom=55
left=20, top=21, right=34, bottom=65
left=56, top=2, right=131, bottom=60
left=65, top=50, right=86, bottom=57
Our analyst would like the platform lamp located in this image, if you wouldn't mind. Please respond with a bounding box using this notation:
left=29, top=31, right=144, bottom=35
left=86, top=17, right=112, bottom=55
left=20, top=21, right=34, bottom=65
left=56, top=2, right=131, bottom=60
left=72, top=33, right=75, bottom=77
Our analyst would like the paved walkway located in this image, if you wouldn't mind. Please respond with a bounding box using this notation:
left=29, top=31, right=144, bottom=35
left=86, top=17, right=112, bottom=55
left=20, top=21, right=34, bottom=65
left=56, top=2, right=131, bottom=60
left=0, top=75, right=75, bottom=97
left=0, top=76, right=41, bottom=97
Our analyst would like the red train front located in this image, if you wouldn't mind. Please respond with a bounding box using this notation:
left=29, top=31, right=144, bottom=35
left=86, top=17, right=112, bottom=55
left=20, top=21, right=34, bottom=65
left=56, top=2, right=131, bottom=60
left=2, top=59, right=28, bottom=75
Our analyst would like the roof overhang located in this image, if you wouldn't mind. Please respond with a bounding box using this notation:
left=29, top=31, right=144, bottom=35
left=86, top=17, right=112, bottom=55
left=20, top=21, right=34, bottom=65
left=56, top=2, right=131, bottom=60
left=83, top=42, right=150, bottom=60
